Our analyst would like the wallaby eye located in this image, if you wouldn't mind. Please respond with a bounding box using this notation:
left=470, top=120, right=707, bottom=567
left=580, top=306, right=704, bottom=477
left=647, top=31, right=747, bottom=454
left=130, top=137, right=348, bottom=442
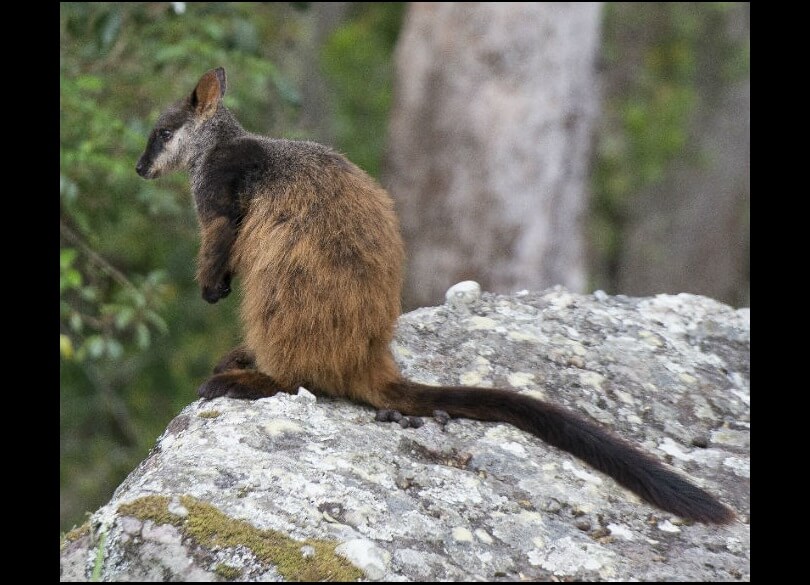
left=159, top=129, right=173, bottom=142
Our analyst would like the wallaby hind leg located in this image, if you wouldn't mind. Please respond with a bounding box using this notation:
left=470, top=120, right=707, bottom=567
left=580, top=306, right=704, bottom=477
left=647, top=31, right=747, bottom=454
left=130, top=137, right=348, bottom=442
left=213, top=345, right=256, bottom=374
left=198, top=370, right=297, bottom=400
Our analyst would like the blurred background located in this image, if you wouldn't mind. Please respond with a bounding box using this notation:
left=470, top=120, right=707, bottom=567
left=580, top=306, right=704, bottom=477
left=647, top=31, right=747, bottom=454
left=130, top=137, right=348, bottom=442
left=60, top=2, right=749, bottom=533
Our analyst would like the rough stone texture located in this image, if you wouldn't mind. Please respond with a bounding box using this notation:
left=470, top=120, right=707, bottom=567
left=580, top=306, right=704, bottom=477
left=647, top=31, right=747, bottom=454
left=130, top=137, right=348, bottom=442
left=60, top=287, right=750, bottom=581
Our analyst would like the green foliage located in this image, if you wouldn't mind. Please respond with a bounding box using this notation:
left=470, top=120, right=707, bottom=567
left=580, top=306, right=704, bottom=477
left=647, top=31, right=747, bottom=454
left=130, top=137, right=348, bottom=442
left=60, top=2, right=304, bottom=534
left=321, top=3, right=405, bottom=177
left=590, top=2, right=749, bottom=287
left=60, top=2, right=405, bottom=536
left=596, top=4, right=701, bottom=215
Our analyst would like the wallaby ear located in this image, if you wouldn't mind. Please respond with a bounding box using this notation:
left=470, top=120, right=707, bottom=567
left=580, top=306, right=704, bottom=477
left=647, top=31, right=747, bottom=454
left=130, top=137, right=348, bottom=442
left=189, top=67, right=226, bottom=118
left=214, top=67, right=227, bottom=97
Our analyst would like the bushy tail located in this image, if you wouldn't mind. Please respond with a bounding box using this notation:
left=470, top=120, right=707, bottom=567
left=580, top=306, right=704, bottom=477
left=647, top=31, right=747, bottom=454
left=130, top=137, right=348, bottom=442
left=383, top=380, right=734, bottom=524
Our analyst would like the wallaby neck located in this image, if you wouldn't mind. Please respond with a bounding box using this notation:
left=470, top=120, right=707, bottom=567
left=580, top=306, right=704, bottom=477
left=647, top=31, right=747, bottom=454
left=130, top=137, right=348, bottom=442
left=187, top=106, right=247, bottom=177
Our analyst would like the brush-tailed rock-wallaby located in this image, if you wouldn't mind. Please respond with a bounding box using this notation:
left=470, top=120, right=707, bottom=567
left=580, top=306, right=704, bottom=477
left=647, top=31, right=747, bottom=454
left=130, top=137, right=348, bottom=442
left=135, top=67, right=734, bottom=524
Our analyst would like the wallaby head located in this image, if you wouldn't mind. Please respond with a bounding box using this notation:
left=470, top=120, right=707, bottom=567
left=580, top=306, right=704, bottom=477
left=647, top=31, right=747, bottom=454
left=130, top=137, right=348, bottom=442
left=135, top=67, right=230, bottom=179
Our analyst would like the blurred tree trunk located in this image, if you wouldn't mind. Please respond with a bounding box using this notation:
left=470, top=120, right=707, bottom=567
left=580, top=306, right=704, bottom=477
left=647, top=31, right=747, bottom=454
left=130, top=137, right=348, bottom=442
left=273, top=2, right=350, bottom=143
left=298, top=2, right=350, bottom=144
left=600, top=3, right=750, bottom=306
left=384, top=2, right=603, bottom=309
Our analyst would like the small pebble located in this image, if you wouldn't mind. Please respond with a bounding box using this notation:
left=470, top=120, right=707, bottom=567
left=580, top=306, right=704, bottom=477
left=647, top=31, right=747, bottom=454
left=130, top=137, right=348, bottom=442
left=433, top=410, right=450, bottom=425
left=445, top=281, right=482, bottom=307
left=398, top=417, right=411, bottom=428
left=591, top=527, right=611, bottom=539
left=395, top=474, right=413, bottom=490
left=407, top=416, right=424, bottom=428
left=567, top=355, right=585, bottom=368
left=575, top=519, right=592, bottom=532
left=691, top=435, right=709, bottom=448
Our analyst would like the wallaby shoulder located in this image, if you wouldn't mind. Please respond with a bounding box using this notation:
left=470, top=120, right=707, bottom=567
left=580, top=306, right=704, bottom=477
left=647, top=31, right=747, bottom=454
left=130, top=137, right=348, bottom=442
left=192, top=135, right=355, bottom=220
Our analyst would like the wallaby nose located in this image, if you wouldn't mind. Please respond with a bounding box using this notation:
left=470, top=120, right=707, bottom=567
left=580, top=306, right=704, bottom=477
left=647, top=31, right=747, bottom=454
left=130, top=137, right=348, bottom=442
left=135, top=159, right=150, bottom=178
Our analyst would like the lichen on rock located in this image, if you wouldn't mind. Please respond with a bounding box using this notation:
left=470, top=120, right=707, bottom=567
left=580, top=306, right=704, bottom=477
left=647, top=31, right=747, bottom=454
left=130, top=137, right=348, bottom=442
left=60, top=287, right=749, bottom=581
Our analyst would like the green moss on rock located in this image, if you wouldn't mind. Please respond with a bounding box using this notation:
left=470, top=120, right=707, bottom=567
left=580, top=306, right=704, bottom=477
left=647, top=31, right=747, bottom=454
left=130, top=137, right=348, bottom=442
left=213, top=563, right=243, bottom=580
left=61, top=520, right=91, bottom=549
left=118, top=495, right=179, bottom=527
left=117, top=495, right=362, bottom=581
left=198, top=410, right=222, bottom=419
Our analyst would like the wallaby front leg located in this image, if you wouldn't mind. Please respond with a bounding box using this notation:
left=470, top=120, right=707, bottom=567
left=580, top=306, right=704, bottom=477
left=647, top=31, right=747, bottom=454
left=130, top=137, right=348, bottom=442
left=213, top=345, right=256, bottom=374
left=197, top=216, right=237, bottom=304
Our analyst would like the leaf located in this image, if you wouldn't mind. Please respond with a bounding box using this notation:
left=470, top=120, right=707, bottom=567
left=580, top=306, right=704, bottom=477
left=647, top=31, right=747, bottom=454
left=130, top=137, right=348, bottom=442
left=87, top=335, right=105, bottom=359
left=80, top=287, right=98, bottom=302
left=132, top=291, right=147, bottom=309
left=75, top=75, right=104, bottom=93
left=145, top=270, right=168, bottom=287
left=60, top=175, right=79, bottom=202
left=69, top=313, right=83, bottom=333
left=60, top=248, right=78, bottom=270
left=61, top=271, right=83, bottom=294
left=114, top=307, right=135, bottom=330
left=106, top=339, right=124, bottom=360
left=144, top=310, right=169, bottom=334
left=98, top=9, right=122, bottom=52
left=60, top=334, right=74, bottom=360
left=136, top=323, right=151, bottom=349
left=64, top=269, right=83, bottom=290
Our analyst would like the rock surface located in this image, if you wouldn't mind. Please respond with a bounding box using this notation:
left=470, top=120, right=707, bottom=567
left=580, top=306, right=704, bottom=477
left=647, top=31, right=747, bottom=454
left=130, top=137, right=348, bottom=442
left=60, top=286, right=750, bottom=581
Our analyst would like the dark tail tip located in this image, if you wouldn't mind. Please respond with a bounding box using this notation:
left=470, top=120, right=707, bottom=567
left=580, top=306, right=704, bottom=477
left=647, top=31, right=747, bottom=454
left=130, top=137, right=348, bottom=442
left=607, top=445, right=736, bottom=524
left=650, top=468, right=736, bottom=524
left=709, top=505, right=737, bottom=524
left=667, top=492, right=736, bottom=524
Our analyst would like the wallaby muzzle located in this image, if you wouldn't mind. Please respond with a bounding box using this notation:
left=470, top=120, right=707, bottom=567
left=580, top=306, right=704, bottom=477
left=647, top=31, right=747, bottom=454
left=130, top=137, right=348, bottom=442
left=135, top=157, right=150, bottom=178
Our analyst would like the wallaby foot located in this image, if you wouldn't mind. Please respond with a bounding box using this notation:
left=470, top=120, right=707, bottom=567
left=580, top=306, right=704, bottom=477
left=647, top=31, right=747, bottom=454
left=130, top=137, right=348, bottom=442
left=198, top=371, right=296, bottom=400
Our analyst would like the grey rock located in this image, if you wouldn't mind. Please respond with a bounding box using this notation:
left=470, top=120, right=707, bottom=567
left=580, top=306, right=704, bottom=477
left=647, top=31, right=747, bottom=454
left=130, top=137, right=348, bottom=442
left=335, top=539, right=391, bottom=581
left=60, top=287, right=750, bottom=581
left=445, top=280, right=482, bottom=309
left=60, top=532, right=94, bottom=582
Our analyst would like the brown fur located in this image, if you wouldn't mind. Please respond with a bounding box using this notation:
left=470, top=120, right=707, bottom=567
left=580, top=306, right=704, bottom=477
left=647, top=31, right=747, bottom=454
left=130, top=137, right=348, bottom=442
left=137, top=67, right=734, bottom=524
left=199, top=370, right=296, bottom=400
left=197, top=215, right=236, bottom=302
left=213, top=345, right=256, bottom=374
left=220, top=155, right=734, bottom=524
left=231, top=159, right=403, bottom=404
left=192, top=69, right=224, bottom=119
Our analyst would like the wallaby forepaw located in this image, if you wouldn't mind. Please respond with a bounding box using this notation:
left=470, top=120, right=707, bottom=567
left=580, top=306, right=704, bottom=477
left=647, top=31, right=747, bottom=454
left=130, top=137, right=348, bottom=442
left=201, top=273, right=232, bottom=304
left=213, top=348, right=256, bottom=374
